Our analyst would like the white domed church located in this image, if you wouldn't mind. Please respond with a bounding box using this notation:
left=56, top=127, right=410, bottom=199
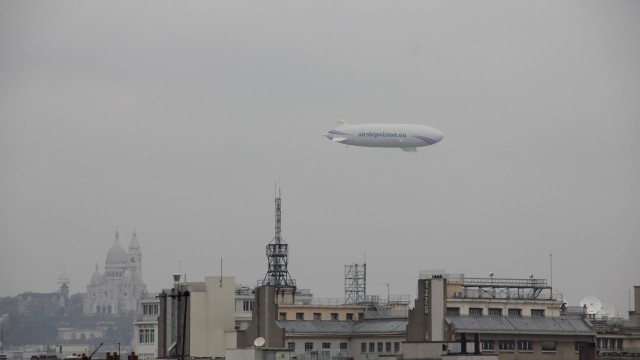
left=83, top=231, right=147, bottom=314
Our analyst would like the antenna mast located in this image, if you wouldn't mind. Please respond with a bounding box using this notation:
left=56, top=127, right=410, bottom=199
left=262, top=187, right=296, bottom=290
left=275, top=187, right=282, bottom=243
left=345, top=263, right=366, bottom=304
left=550, top=251, right=553, bottom=292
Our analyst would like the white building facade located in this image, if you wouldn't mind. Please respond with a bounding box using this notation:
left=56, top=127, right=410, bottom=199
left=84, top=231, right=146, bottom=314
left=133, top=294, right=160, bottom=360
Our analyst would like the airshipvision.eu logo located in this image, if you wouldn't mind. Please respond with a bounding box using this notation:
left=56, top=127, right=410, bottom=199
left=358, top=131, right=407, bottom=139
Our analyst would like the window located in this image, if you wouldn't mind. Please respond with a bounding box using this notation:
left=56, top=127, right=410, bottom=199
left=481, top=341, right=494, bottom=351
left=597, top=338, right=623, bottom=350
left=314, top=313, right=322, bottom=320
left=331, top=313, right=339, bottom=320
left=446, top=307, right=460, bottom=315
left=541, top=341, right=557, bottom=352
left=376, top=342, right=382, bottom=353
left=499, top=340, right=514, bottom=351
left=518, top=340, right=533, bottom=351
left=469, top=308, right=483, bottom=316
left=280, top=312, right=287, bottom=320
left=358, top=312, right=364, bottom=319
left=508, top=308, right=522, bottom=316
left=322, top=343, right=331, bottom=349
left=243, top=300, right=254, bottom=312
left=288, top=342, right=295, bottom=350
left=361, top=343, right=366, bottom=353
left=143, top=304, right=159, bottom=315
left=394, top=342, right=400, bottom=353
left=610, top=338, right=622, bottom=349
left=296, top=312, right=304, bottom=320
left=340, top=343, right=348, bottom=351
left=488, top=308, right=502, bottom=316
left=346, top=313, right=354, bottom=320
left=531, top=309, right=545, bottom=317
left=385, top=342, right=391, bottom=353
left=305, top=342, right=314, bottom=351
left=369, top=342, right=375, bottom=352
left=598, top=338, right=607, bottom=349
left=138, top=324, right=155, bottom=344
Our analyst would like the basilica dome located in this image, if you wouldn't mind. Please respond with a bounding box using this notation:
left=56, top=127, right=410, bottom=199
left=106, top=241, right=128, bottom=263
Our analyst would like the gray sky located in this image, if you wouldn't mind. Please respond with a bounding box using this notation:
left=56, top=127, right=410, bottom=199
left=1, top=1, right=639, bottom=317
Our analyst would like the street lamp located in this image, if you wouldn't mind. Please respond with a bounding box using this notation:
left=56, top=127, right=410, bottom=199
left=113, top=343, right=120, bottom=360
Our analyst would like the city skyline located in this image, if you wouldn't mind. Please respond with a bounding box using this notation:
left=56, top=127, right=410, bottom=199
left=1, top=1, right=639, bottom=318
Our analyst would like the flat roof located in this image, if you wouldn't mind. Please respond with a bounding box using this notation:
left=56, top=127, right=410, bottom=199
left=445, top=316, right=595, bottom=335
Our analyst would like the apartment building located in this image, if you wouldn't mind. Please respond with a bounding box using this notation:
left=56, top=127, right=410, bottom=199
left=405, top=272, right=595, bottom=360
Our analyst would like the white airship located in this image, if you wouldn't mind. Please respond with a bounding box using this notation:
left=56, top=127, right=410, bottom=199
left=324, top=120, right=444, bottom=152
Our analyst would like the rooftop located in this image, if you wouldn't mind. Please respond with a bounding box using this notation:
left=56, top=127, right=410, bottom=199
left=277, top=318, right=407, bottom=335
left=445, top=315, right=594, bottom=335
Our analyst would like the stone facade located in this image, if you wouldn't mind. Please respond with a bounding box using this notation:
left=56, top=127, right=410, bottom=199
left=83, top=231, right=146, bottom=314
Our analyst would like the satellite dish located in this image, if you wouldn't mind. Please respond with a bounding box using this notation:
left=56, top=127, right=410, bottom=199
left=579, top=296, right=603, bottom=315
left=254, top=337, right=266, bottom=347
left=600, top=299, right=617, bottom=318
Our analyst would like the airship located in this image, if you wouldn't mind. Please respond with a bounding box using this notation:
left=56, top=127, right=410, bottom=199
left=324, top=120, right=444, bottom=152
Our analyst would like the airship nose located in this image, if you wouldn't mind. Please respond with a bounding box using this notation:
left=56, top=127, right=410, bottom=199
left=431, top=129, right=444, bottom=143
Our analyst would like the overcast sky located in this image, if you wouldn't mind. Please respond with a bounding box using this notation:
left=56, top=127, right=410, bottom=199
left=1, top=1, right=638, bottom=317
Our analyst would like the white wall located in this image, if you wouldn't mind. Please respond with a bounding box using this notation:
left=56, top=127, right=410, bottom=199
left=132, top=321, right=158, bottom=359
left=431, top=278, right=445, bottom=342
left=188, top=276, right=237, bottom=358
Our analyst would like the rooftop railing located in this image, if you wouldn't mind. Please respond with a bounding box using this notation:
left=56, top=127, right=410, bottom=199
left=450, top=288, right=562, bottom=300
left=463, top=277, right=548, bottom=288
left=293, top=295, right=411, bottom=306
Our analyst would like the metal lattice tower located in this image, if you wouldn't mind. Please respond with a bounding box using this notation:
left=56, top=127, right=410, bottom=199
left=262, top=190, right=296, bottom=289
left=345, top=263, right=366, bottom=304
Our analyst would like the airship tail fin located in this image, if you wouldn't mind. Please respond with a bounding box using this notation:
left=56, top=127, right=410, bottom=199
left=336, top=119, right=350, bottom=127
